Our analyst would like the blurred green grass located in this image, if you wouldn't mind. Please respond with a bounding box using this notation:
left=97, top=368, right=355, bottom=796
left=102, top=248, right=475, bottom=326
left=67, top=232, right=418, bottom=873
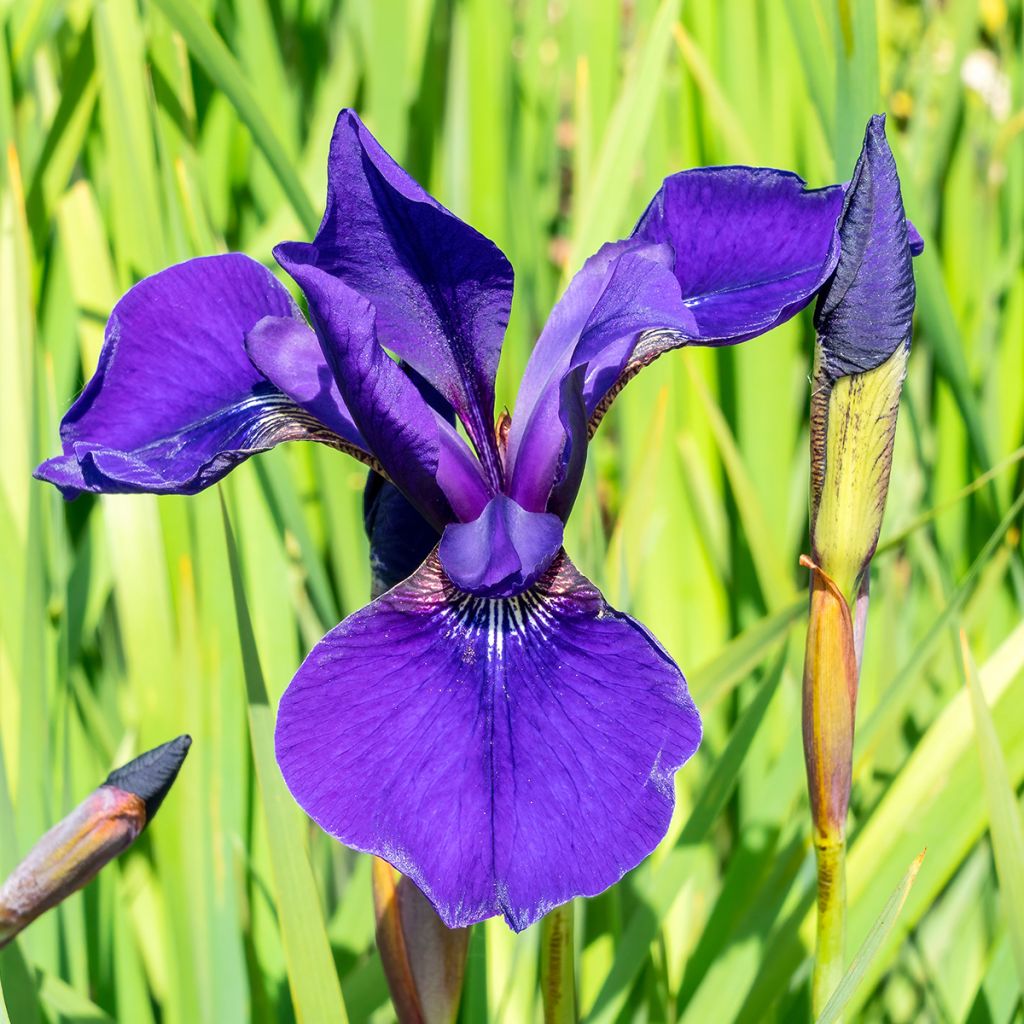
left=1, top=0, right=1022, bottom=1021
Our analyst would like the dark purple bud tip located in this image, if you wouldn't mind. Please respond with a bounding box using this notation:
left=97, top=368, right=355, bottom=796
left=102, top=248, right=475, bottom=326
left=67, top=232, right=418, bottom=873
left=814, top=114, right=917, bottom=381
left=104, top=735, right=192, bottom=825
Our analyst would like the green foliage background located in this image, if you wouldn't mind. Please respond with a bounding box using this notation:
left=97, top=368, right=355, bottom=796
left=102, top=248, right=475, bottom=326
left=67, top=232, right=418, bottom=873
left=1, top=0, right=1022, bottom=1020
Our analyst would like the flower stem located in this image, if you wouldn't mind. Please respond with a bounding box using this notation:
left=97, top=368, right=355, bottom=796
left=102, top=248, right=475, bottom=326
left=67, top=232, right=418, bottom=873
left=801, top=557, right=858, bottom=1015
left=812, top=834, right=847, bottom=1017
left=540, top=902, right=576, bottom=1024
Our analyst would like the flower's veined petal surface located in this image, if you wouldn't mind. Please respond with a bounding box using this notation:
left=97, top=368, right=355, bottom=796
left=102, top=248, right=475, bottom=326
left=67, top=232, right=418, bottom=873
left=814, top=115, right=917, bottom=380
left=275, top=549, right=701, bottom=933
left=509, top=170, right=843, bottom=516
left=634, top=166, right=845, bottom=343
left=275, top=248, right=491, bottom=528
left=282, top=109, right=514, bottom=481
left=546, top=365, right=590, bottom=521
left=507, top=242, right=696, bottom=514
left=34, top=254, right=363, bottom=499
left=438, top=495, right=563, bottom=598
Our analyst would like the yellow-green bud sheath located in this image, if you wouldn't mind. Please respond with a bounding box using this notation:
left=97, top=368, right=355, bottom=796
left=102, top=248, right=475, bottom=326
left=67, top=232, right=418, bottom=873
left=810, top=342, right=908, bottom=602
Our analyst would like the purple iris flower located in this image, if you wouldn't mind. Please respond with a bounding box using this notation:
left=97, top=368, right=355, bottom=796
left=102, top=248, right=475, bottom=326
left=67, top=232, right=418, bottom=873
left=37, top=110, right=849, bottom=931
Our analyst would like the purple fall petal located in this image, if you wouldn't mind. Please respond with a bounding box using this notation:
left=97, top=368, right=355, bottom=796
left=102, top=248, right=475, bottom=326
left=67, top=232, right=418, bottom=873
left=634, top=167, right=844, bottom=342
left=285, top=109, right=514, bottom=482
left=274, top=246, right=491, bottom=527
left=814, top=115, right=917, bottom=379
left=438, top=495, right=563, bottom=597
left=508, top=168, right=845, bottom=518
left=34, top=254, right=357, bottom=499
left=275, top=549, right=700, bottom=932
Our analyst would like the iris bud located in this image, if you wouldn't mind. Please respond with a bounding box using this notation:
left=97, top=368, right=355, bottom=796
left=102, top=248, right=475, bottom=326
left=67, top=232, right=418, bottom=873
left=372, top=858, right=470, bottom=1024
left=0, top=736, right=190, bottom=949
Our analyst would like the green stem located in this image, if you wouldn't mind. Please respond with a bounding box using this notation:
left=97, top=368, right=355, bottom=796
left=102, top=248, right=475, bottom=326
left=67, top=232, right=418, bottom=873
left=812, top=835, right=847, bottom=1017
left=540, top=902, right=576, bottom=1024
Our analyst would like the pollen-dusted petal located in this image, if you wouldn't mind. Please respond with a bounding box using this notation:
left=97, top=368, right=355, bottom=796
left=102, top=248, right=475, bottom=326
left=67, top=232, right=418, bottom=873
left=34, top=254, right=364, bottom=499
left=438, top=495, right=563, bottom=598
left=275, top=549, right=701, bottom=932
left=814, top=114, right=917, bottom=380
left=282, top=109, right=514, bottom=479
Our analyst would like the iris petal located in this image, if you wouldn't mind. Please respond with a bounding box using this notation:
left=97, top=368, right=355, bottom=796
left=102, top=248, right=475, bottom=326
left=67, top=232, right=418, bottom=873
left=245, top=315, right=367, bottom=447
left=507, top=241, right=694, bottom=514
left=34, top=254, right=362, bottom=499
left=282, top=109, right=514, bottom=482
left=275, top=549, right=701, bottom=932
left=634, top=167, right=844, bottom=341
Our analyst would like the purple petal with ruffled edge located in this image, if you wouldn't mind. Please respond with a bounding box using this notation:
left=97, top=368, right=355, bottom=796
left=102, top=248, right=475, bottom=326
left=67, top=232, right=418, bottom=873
left=275, top=243, right=491, bottom=527
left=285, top=109, right=514, bottom=485
left=634, top=167, right=844, bottom=342
left=438, top=495, right=563, bottom=597
left=34, top=254, right=368, bottom=499
left=814, top=115, right=918, bottom=379
left=275, top=549, right=700, bottom=932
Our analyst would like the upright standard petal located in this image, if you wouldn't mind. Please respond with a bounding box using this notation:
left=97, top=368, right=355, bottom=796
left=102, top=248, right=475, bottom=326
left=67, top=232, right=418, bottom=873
left=276, top=245, right=492, bottom=527
left=507, top=241, right=696, bottom=514
left=34, top=255, right=368, bottom=499
left=813, top=114, right=917, bottom=380
left=287, top=109, right=514, bottom=483
left=275, top=550, right=701, bottom=932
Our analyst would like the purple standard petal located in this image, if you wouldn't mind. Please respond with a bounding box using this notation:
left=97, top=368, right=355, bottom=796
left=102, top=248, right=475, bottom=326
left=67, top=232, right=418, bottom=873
left=275, top=245, right=491, bottom=526
left=814, top=115, right=917, bottom=379
left=276, top=549, right=700, bottom=932
left=281, top=109, right=514, bottom=485
left=438, top=495, right=563, bottom=597
left=34, top=254, right=367, bottom=499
